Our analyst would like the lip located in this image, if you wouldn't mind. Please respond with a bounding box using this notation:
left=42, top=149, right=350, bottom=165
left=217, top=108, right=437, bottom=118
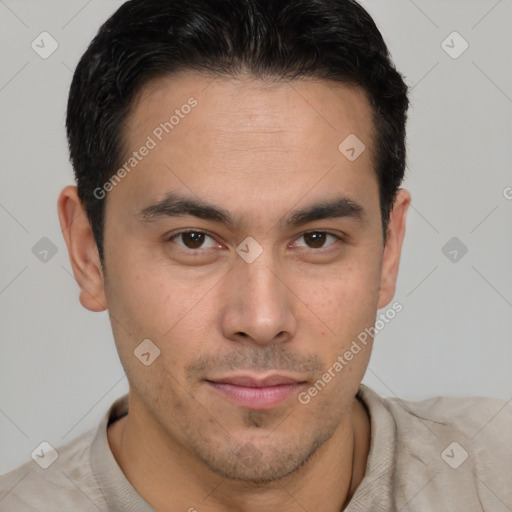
left=205, top=374, right=307, bottom=410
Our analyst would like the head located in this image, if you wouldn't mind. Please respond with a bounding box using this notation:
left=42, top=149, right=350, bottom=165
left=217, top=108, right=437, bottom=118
left=59, top=0, right=410, bottom=483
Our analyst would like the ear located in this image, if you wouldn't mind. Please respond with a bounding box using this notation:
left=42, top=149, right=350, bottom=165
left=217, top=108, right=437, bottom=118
left=57, top=185, right=107, bottom=312
left=377, top=188, right=411, bottom=309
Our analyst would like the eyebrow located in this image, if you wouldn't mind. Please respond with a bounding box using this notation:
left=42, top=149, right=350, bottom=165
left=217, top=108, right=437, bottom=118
left=137, top=192, right=367, bottom=228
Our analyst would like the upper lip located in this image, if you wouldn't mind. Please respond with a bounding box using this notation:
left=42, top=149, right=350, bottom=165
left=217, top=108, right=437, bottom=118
left=206, top=374, right=305, bottom=388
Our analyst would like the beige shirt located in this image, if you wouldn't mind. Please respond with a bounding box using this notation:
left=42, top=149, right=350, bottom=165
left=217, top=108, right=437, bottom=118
left=1, top=384, right=510, bottom=511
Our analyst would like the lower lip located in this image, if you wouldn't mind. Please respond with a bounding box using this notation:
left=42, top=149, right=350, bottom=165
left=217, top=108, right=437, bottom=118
left=206, top=381, right=305, bottom=410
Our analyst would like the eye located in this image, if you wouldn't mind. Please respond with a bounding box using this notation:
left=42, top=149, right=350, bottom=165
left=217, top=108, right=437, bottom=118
left=167, top=230, right=219, bottom=250
left=293, top=231, right=343, bottom=250
left=166, top=229, right=344, bottom=253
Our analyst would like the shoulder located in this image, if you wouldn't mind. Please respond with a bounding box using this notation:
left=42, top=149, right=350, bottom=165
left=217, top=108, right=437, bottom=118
left=358, top=385, right=512, bottom=510
left=360, top=383, right=511, bottom=447
left=386, top=390, right=511, bottom=441
left=0, top=428, right=107, bottom=511
left=387, top=390, right=512, bottom=471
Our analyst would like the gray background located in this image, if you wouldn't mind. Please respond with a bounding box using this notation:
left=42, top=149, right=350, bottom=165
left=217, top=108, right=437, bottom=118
left=1, top=0, right=511, bottom=474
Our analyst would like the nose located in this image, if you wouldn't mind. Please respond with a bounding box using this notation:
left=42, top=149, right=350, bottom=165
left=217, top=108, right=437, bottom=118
left=219, top=251, right=298, bottom=346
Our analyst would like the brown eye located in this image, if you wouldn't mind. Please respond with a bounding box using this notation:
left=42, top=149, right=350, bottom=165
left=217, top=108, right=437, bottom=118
left=295, top=231, right=340, bottom=249
left=168, top=230, right=217, bottom=250
left=303, top=232, right=327, bottom=248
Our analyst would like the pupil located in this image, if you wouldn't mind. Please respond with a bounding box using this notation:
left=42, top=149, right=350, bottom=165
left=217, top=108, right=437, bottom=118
left=305, top=232, right=326, bottom=248
left=184, top=232, right=204, bottom=249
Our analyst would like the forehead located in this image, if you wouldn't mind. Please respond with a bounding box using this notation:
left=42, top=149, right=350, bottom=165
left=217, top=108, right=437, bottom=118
left=128, top=71, right=375, bottom=147
left=110, top=71, right=379, bottom=227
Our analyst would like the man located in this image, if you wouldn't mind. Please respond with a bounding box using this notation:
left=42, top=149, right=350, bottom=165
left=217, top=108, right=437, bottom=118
left=1, top=0, right=510, bottom=510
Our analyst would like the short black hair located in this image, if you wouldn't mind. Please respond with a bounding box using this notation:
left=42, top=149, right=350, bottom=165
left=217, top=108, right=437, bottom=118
left=66, top=0, right=409, bottom=265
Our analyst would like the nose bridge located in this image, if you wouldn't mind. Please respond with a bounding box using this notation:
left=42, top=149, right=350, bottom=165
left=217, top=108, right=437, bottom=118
left=221, top=246, right=297, bottom=344
left=241, top=255, right=282, bottom=308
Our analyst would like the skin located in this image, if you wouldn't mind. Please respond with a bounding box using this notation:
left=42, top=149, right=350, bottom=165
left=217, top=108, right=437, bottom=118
left=58, top=71, right=410, bottom=512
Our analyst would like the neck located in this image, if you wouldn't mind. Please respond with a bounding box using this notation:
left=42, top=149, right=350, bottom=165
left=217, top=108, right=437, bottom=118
left=108, top=394, right=370, bottom=512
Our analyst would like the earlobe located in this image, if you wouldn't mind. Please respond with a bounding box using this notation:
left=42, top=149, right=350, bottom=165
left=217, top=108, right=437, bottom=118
left=57, top=185, right=107, bottom=312
left=377, top=188, right=411, bottom=310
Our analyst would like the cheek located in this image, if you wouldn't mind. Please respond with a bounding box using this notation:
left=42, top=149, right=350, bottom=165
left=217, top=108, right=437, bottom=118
left=295, top=260, right=380, bottom=340
left=297, top=274, right=376, bottom=409
left=105, top=260, right=221, bottom=373
left=105, top=255, right=214, bottom=336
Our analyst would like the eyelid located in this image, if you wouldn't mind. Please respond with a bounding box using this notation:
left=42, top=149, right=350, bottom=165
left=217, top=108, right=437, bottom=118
left=290, top=230, right=345, bottom=250
left=167, top=228, right=346, bottom=252
left=167, top=229, right=220, bottom=249
left=167, top=228, right=212, bottom=239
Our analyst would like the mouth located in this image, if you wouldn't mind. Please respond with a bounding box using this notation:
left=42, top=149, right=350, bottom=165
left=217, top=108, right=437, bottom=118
left=204, top=374, right=307, bottom=410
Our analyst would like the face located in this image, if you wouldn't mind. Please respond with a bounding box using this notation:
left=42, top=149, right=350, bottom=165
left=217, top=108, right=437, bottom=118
left=61, top=71, right=409, bottom=483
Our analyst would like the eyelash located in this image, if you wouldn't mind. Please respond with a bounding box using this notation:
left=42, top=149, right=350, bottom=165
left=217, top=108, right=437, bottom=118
left=166, top=229, right=345, bottom=252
